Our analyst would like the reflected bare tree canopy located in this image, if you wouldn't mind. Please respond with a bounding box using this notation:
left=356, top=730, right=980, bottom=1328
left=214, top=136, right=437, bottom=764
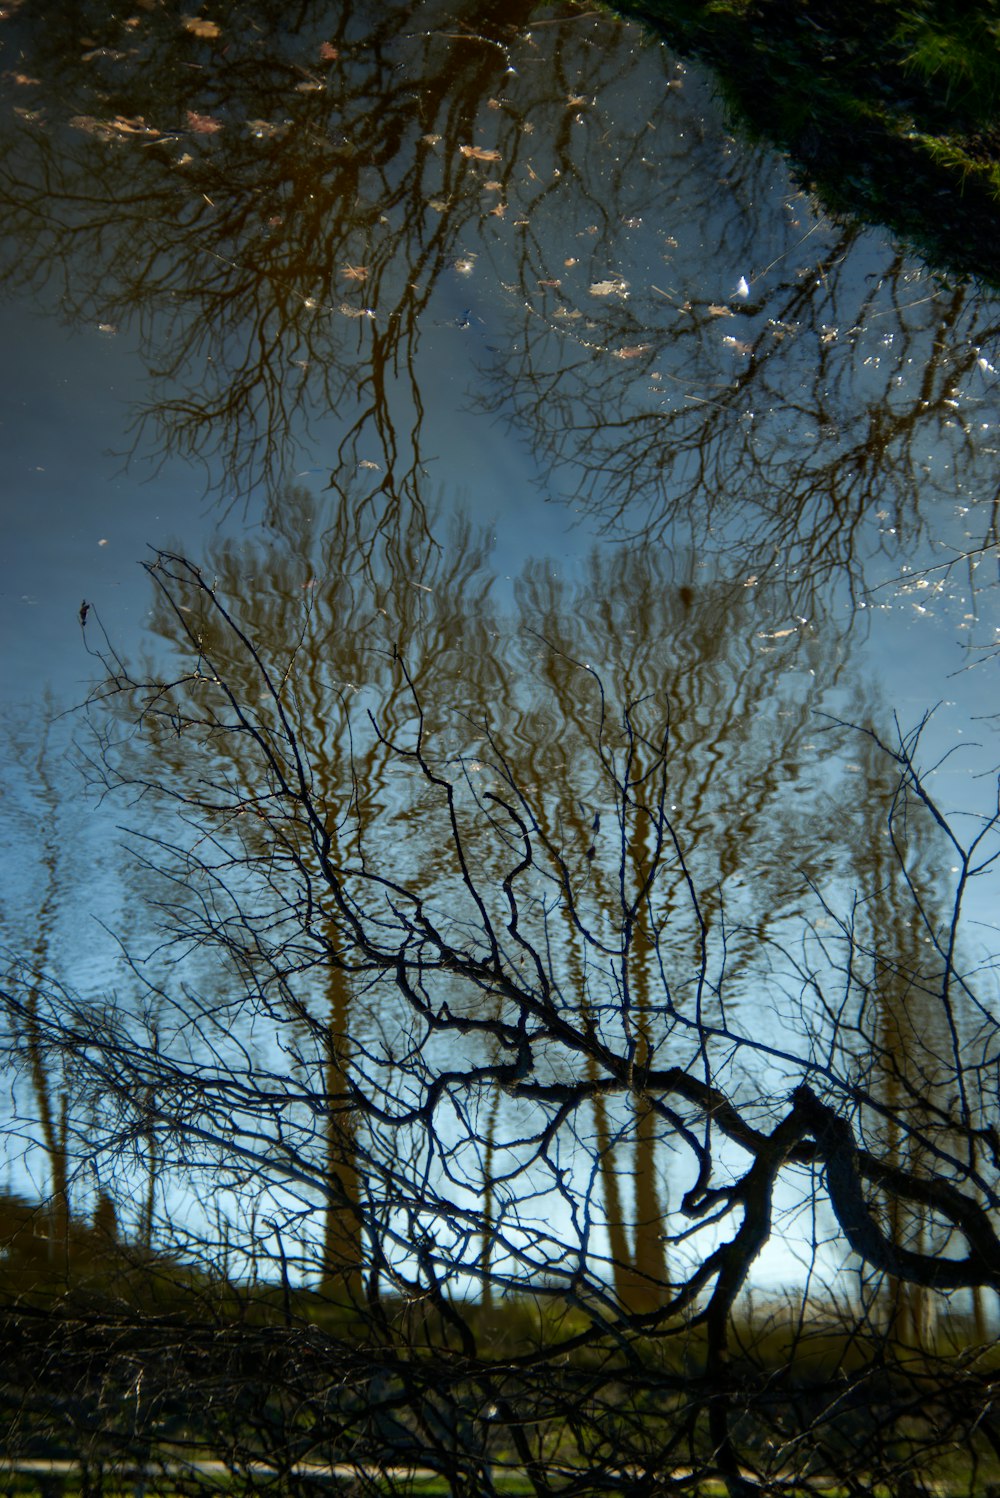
left=2, top=3, right=1000, bottom=1495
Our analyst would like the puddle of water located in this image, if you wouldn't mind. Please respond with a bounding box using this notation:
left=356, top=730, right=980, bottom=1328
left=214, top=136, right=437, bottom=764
left=1, top=0, right=999, bottom=1304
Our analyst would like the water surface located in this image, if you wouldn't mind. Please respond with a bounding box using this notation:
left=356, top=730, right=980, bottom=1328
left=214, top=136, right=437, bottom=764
left=2, top=0, right=999, bottom=1288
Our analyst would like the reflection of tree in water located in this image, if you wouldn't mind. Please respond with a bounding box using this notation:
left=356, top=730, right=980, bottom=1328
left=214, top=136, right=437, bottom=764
left=0, top=0, right=669, bottom=523
left=131, top=485, right=501, bottom=1305
left=470, top=85, right=1000, bottom=619
left=5, top=0, right=997, bottom=637
left=503, top=545, right=847, bottom=1309
left=804, top=717, right=998, bottom=1352
left=93, top=463, right=980, bottom=1331
left=106, top=472, right=865, bottom=1312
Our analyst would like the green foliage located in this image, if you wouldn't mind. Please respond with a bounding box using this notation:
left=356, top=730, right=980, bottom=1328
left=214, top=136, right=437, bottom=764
left=895, top=6, right=1000, bottom=118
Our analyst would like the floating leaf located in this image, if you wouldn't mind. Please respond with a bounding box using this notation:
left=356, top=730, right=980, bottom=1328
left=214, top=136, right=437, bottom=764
left=707, top=304, right=734, bottom=318
left=181, top=16, right=220, bottom=37
left=341, top=264, right=368, bottom=281
left=187, top=109, right=222, bottom=134
left=318, top=41, right=339, bottom=62
left=459, top=144, right=501, bottom=162
left=589, top=278, right=628, bottom=297
left=613, top=343, right=652, bottom=359
left=358, top=459, right=382, bottom=471
left=71, top=113, right=161, bottom=141
left=421, top=133, right=442, bottom=147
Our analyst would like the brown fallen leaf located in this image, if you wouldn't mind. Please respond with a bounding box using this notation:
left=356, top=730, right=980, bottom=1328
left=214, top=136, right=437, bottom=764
left=71, top=113, right=160, bottom=140
left=318, top=41, right=338, bottom=62
left=341, top=264, right=368, bottom=281
left=181, top=16, right=220, bottom=38
left=459, top=144, right=501, bottom=162
left=187, top=109, right=222, bottom=134
left=589, top=278, right=628, bottom=297
left=707, top=304, right=734, bottom=317
left=613, top=344, right=652, bottom=359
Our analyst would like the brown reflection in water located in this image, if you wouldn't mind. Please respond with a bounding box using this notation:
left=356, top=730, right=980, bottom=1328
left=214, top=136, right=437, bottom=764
left=133, top=487, right=499, bottom=1303
left=126, top=470, right=904, bottom=1314
left=0, top=0, right=991, bottom=1335
left=0, top=0, right=658, bottom=529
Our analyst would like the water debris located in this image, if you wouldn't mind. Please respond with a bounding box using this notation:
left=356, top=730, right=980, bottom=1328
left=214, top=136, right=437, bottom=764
left=71, top=114, right=161, bottom=141
left=589, top=278, right=629, bottom=297
left=459, top=144, right=502, bottom=162
left=187, top=110, right=222, bottom=135
left=181, top=16, right=220, bottom=39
